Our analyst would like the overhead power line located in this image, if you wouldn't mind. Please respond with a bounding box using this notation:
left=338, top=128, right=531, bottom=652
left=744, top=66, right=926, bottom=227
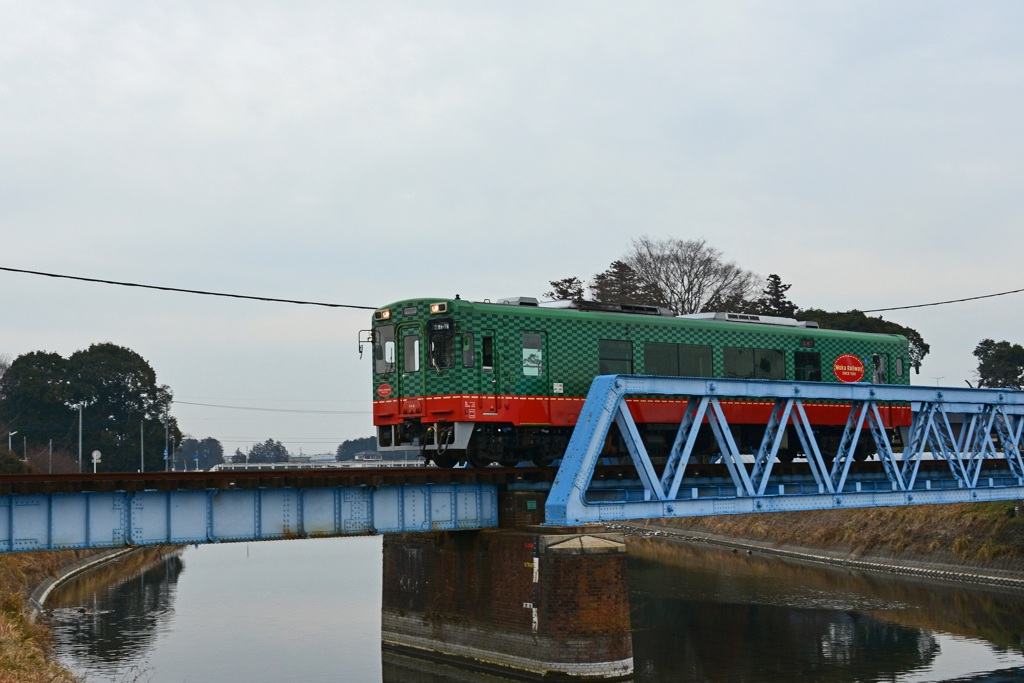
left=173, top=400, right=369, bottom=415
left=861, top=287, right=1024, bottom=313
left=3, top=264, right=1021, bottom=314
left=0, top=266, right=375, bottom=310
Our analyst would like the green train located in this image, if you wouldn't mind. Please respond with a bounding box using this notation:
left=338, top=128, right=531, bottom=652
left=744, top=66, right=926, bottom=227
left=365, top=296, right=912, bottom=467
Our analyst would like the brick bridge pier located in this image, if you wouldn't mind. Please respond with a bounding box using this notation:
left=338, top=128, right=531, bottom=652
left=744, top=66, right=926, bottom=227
left=381, top=491, right=634, bottom=681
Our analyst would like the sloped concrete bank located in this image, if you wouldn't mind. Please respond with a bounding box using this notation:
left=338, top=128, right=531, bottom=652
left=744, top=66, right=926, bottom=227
left=28, top=547, right=137, bottom=619
left=614, top=521, right=1024, bottom=591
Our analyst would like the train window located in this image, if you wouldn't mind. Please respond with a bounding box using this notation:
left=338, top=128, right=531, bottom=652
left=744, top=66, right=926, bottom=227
left=482, top=336, right=494, bottom=371
left=679, top=344, right=713, bottom=377
left=599, top=340, right=633, bottom=374
left=462, top=332, right=475, bottom=368
left=403, top=334, right=420, bottom=373
left=427, top=318, right=456, bottom=370
left=794, top=351, right=821, bottom=381
left=724, top=347, right=754, bottom=379
left=645, top=342, right=711, bottom=377
left=895, top=357, right=904, bottom=378
left=374, top=325, right=395, bottom=375
left=755, top=349, right=785, bottom=380
left=725, top=347, right=784, bottom=380
left=872, top=354, right=887, bottom=384
left=523, top=333, right=543, bottom=376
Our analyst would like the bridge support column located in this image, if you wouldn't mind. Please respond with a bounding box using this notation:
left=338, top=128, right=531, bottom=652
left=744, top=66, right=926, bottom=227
left=382, top=496, right=633, bottom=680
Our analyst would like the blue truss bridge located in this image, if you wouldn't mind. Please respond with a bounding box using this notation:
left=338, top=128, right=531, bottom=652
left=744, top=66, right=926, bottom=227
left=3, top=376, right=1024, bottom=553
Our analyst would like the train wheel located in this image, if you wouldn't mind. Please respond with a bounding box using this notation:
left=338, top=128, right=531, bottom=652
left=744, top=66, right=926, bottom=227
left=431, top=450, right=458, bottom=468
left=467, top=450, right=493, bottom=468
left=532, top=453, right=554, bottom=467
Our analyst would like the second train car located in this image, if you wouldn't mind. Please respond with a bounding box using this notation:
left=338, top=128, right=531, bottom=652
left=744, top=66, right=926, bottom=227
left=363, top=296, right=913, bottom=467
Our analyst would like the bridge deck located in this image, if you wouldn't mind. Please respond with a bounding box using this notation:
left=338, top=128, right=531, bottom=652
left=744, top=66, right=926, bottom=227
left=6, top=376, right=1024, bottom=553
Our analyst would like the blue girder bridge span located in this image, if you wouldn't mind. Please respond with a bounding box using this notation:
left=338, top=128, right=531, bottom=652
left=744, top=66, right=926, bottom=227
left=3, top=377, right=1024, bottom=553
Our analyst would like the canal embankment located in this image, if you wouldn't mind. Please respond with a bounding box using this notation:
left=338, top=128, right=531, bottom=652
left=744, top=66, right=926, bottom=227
left=0, top=550, right=95, bottom=683
left=1, top=546, right=180, bottom=683
left=621, top=500, right=1024, bottom=591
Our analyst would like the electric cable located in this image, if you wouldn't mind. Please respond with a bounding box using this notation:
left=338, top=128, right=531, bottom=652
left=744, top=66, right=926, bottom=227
left=173, top=400, right=369, bottom=415
left=862, top=287, right=1024, bottom=313
left=4, top=264, right=1022, bottom=314
left=0, top=266, right=375, bottom=310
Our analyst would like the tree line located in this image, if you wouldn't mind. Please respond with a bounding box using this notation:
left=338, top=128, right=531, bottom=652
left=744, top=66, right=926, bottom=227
left=0, top=343, right=183, bottom=473
left=0, top=344, right=303, bottom=472
left=545, top=236, right=1022, bottom=388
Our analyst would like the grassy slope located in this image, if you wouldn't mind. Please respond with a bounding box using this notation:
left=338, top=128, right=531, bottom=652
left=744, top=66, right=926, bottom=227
left=647, top=501, right=1024, bottom=572
left=0, top=551, right=89, bottom=683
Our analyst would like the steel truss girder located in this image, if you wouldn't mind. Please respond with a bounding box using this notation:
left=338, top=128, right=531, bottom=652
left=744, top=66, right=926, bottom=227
left=0, top=483, right=498, bottom=554
left=546, top=376, right=1024, bottom=526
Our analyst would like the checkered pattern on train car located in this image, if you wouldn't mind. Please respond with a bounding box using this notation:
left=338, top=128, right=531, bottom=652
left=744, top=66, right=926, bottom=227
left=370, top=298, right=912, bottom=400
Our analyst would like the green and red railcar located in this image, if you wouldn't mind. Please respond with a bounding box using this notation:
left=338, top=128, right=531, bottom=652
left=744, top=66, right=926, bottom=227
left=365, top=296, right=912, bottom=467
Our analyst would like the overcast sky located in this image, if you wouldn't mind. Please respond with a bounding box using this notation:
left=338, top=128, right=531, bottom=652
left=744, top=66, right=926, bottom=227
left=2, top=2, right=1023, bottom=456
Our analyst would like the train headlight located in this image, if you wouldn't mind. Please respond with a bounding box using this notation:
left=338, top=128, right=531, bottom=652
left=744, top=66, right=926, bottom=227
left=430, top=302, right=448, bottom=314
left=374, top=309, right=391, bottom=321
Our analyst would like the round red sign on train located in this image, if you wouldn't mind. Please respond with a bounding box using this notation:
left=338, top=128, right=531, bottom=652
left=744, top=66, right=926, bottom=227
left=833, top=354, right=865, bottom=383
left=377, top=383, right=392, bottom=398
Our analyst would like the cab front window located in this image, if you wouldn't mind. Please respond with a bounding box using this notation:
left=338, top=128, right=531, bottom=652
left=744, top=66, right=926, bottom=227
left=428, top=318, right=456, bottom=370
left=374, top=325, right=395, bottom=375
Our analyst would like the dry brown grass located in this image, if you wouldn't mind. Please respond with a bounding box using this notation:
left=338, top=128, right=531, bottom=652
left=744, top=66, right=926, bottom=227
left=0, top=551, right=89, bottom=683
left=649, top=501, right=1024, bottom=571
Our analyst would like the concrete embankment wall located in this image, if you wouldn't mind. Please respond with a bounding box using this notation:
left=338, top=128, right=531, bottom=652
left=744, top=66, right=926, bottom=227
left=27, top=548, right=137, bottom=619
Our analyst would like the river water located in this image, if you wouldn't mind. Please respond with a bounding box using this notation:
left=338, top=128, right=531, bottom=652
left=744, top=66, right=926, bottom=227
left=46, top=535, right=1024, bottom=682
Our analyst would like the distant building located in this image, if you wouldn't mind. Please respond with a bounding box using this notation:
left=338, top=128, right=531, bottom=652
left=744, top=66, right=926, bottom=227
left=353, top=451, right=382, bottom=461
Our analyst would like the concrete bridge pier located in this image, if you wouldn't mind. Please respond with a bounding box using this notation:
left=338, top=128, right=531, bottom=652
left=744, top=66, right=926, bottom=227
left=381, top=492, right=633, bottom=681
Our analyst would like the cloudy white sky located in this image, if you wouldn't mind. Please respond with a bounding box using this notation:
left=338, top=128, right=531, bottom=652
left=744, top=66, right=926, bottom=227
left=2, top=2, right=1022, bottom=456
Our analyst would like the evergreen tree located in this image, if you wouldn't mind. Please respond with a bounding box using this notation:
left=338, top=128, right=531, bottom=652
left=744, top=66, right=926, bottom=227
left=336, top=436, right=377, bottom=460
left=754, top=274, right=797, bottom=317
left=180, top=437, right=225, bottom=470
left=973, top=339, right=1024, bottom=388
left=0, top=343, right=181, bottom=472
left=247, top=438, right=289, bottom=463
left=544, top=276, right=586, bottom=302
left=590, top=260, right=666, bottom=307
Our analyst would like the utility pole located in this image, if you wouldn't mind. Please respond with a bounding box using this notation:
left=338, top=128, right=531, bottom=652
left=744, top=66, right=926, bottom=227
left=140, top=418, right=145, bottom=473
left=49, top=439, right=52, bottom=474
left=164, top=409, right=169, bottom=472
left=77, top=404, right=83, bottom=473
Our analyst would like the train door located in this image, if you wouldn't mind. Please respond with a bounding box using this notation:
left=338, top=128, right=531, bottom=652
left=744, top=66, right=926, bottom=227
left=397, top=324, right=424, bottom=418
left=518, top=331, right=548, bottom=423
left=872, top=353, right=888, bottom=384
left=481, top=330, right=498, bottom=414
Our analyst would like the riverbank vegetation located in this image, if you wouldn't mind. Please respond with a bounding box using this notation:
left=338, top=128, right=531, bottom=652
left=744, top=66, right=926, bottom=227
left=0, top=551, right=85, bottom=683
left=645, top=501, right=1024, bottom=573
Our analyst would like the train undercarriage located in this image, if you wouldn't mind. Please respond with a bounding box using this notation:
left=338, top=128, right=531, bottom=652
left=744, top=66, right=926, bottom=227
left=385, top=420, right=902, bottom=469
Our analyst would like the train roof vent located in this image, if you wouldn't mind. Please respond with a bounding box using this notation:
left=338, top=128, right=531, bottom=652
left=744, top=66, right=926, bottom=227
left=497, top=297, right=540, bottom=307
left=541, top=299, right=675, bottom=317
left=678, top=312, right=815, bottom=328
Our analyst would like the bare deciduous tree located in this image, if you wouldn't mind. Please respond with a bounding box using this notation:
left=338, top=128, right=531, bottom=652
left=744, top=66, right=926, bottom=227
left=623, top=237, right=759, bottom=315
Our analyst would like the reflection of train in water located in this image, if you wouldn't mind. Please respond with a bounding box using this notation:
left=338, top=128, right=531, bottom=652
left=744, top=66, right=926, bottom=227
left=364, top=296, right=913, bottom=467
